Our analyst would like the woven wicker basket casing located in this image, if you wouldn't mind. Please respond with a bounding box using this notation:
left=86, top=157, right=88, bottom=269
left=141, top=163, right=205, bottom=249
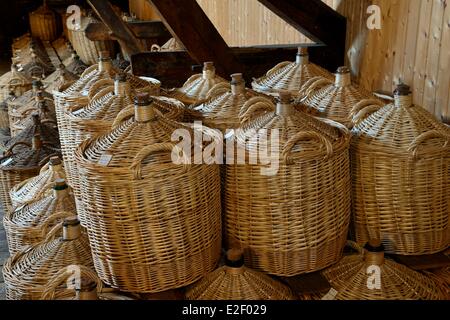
left=43, top=64, right=79, bottom=94
left=0, top=130, right=61, bottom=212
left=9, top=156, right=66, bottom=208
left=75, top=93, right=222, bottom=293
left=29, top=1, right=60, bottom=42
left=64, top=76, right=181, bottom=227
left=186, top=250, right=296, bottom=300
left=224, top=92, right=351, bottom=276
left=252, top=48, right=332, bottom=98
left=0, top=65, right=32, bottom=102
left=168, top=62, right=227, bottom=106
left=4, top=178, right=76, bottom=255
left=298, top=66, right=377, bottom=128
left=3, top=217, right=93, bottom=300
left=351, top=84, right=450, bottom=255
left=63, top=53, right=88, bottom=77
left=322, top=240, right=447, bottom=300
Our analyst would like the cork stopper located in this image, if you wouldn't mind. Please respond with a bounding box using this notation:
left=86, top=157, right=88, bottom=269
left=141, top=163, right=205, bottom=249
left=49, top=156, right=62, bottom=166
left=394, top=83, right=411, bottom=96
left=364, top=239, right=385, bottom=266
left=63, top=217, right=81, bottom=241
left=231, top=73, right=245, bottom=95
left=75, top=279, right=98, bottom=300
left=296, top=47, right=309, bottom=64
left=335, top=66, right=351, bottom=87
left=134, top=93, right=156, bottom=122
left=225, top=249, right=245, bottom=268
left=32, top=134, right=42, bottom=150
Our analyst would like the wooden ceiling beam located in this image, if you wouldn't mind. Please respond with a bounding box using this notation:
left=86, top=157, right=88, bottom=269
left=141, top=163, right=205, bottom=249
left=85, top=21, right=171, bottom=42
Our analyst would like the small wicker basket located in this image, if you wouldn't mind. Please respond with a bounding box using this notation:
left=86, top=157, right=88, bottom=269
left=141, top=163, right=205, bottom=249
left=224, top=92, right=351, bottom=276
left=75, top=92, right=222, bottom=293
left=0, top=130, right=61, bottom=212
left=351, top=84, right=450, bottom=255
left=9, top=156, right=66, bottom=208
left=4, top=178, right=76, bottom=255
left=29, top=0, right=60, bottom=42
left=168, top=62, right=227, bottom=105
left=187, top=73, right=262, bottom=132
left=186, top=249, right=296, bottom=300
left=298, top=66, right=376, bottom=128
left=252, top=48, right=332, bottom=98
left=0, top=65, right=32, bottom=102
left=3, top=217, right=93, bottom=300
left=41, top=265, right=135, bottom=300
left=322, top=240, right=447, bottom=300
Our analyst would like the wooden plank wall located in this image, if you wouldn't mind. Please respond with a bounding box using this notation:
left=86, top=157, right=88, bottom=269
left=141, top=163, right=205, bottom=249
left=195, top=0, right=450, bottom=121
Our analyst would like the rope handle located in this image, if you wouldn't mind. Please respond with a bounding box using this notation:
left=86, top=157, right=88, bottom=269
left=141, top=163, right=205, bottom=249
left=80, top=64, right=98, bottom=78
left=40, top=211, right=75, bottom=237
left=41, top=265, right=103, bottom=300
left=302, top=77, right=334, bottom=100
left=111, top=105, right=135, bottom=128
left=129, top=143, right=190, bottom=180
left=206, top=82, right=231, bottom=100
left=266, top=61, right=291, bottom=77
left=351, top=99, right=384, bottom=125
left=88, top=79, right=114, bottom=100
left=239, top=96, right=275, bottom=124
left=282, top=132, right=334, bottom=163
left=408, top=130, right=450, bottom=158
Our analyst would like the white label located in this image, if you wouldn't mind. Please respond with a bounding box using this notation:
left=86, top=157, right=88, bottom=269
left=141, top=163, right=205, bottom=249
left=321, top=288, right=338, bottom=300
left=1, top=158, right=13, bottom=167
left=98, top=154, right=113, bottom=166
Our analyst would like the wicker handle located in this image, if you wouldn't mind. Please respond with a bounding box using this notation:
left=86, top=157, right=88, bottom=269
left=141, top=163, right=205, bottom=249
left=302, top=77, right=334, bottom=99
left=4, top=141, right=31, bottom=156
left=129, top=143, right=190, bottom=180
left=40, top=211, right=74, bottom=237
left=111, top=105, right=135, bottom=128
left=91, top=86, right=114, bottom=102
left=351, top=99, right=384, bottom=125
left=88, top=79, right=114, bottom=100
left=345, top=240, right=364, bottom=255
left=80, top=64, right=98, bottom=78
left=44, top=221, right=64, bottom=242
left=8, top=245, right=33, bottom=265
left=282, top=132, right=334, bottom=163
left=240, top=97, right=275, bottom=124
left=41, top=265, right=103, bottom=300
left=266, top=61, right=290, bottom=77
left=408, top=130, right=450, bottom=158
left=206, top=82, right=231, bottom=100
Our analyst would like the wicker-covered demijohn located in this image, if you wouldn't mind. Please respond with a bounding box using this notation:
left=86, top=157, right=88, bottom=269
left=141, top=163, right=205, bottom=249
left=168, top=62, right=227, bottom=105
left=322, top=240, right=447, bottom=300
left=4, top=178, right=76, bottom=255
left=186, top=249, right=296, bottom=300
left=188, top=73, right=262, bottom=132
left=41, top=265, right=135, bottom=300
left=2, top=217, right=93, bottom=300
left=75, top=92, right=222, bottom=293
left=20, top=51, right=55, bottom=79
left=64, top=74, right=182, bottom=221
left=7, top=80, right=52, bottom=113
left=9, top=156, right=65, bottom=208
left=252, top=47, right=332, bottom=98
left=63, top=52, right=88, bottom=77
left=43, top=64, right=78, bottom=94
left=0, top=64, right=32, bottom=102
left=351, top=84, right=450, bottom=255
left=298, top=66, right=376, bottom=128
left=29, top=0, right=60, bottom=42
left=224, top=92, right=351, bottom=276
left=0, top=127, right=61, bottom=211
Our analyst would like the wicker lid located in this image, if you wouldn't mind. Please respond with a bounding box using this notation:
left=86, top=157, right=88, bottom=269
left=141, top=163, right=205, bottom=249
left=80, top=92, right=192, bottom=169
left=252, top=47, right=332, bottom=97
left=185, top=249, right=296, bottom=300
left=3, top=218, right=93, bottom=300
left=297, top=67, right=375, bottom=128
left=351, top=84, right=450, bottom=155
left=190, top=74, right=261, bottom=131
left=169, top=62, right=227, bottom=105
left=9, top=156, right=66, bottom=206
left=322, top=241, right=447, bottom=300
left=235, top=92, right=349, bottom=161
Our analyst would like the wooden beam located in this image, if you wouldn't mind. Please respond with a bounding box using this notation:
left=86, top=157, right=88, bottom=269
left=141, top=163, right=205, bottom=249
left=85, top=21, right=171, bottom=41
left=258, top=0, right=346, bottom=69
left=131, top=45, right=333, bottom=88
left=147, top=0, right=243, bottom=78
left=88, top=0, right=145, bottom=57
